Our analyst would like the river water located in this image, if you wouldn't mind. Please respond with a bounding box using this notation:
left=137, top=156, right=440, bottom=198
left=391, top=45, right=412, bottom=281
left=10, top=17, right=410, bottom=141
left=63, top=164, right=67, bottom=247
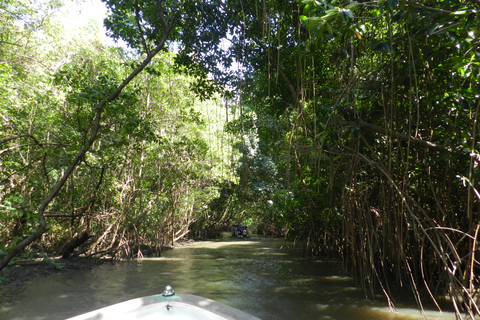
left=0, top=234, right=456, bottom=320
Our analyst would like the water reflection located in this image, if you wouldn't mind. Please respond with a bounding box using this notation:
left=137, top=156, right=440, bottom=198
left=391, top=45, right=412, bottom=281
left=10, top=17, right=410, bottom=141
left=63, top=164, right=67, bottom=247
left=0, top=234, right=456, bottom=320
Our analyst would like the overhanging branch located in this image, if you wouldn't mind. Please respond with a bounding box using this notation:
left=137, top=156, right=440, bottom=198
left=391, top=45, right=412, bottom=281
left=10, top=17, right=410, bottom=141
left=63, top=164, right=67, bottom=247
left=338, top=120, right=480, bottom=162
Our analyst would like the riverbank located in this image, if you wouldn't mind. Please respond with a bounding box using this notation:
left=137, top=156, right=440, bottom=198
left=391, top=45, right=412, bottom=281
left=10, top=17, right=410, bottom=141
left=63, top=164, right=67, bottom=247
left=0, top=239, right=198, bottom=287
left=0, top=256, right=117, bottom=287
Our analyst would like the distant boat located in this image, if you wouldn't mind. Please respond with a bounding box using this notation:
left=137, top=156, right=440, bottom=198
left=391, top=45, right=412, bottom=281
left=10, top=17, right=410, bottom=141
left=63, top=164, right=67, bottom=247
left=232, top=225, right=250, bottom=238
left=67, top=285, right=261, bottom=320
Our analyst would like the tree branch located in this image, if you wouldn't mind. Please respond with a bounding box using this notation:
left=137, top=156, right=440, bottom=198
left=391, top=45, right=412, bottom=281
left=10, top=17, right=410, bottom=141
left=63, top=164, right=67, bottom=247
left=338, top=120, right=480, bottom=161
left=339, top=120, right=451, bottom=152
left=133, top=0, right=151, bottom=55
left=0, top=134, right=39, bottom=146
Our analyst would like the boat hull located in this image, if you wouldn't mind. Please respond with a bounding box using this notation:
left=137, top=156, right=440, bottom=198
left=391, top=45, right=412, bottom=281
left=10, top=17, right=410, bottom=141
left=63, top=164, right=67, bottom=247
left=66, top=293, right=261, bottom=320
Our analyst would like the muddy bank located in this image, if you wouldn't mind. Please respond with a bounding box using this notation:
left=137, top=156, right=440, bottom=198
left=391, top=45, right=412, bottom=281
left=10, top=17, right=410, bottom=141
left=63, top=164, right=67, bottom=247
left=0, top=256, right=117, bottom=287
left=0, top=239, right=198, bottom=287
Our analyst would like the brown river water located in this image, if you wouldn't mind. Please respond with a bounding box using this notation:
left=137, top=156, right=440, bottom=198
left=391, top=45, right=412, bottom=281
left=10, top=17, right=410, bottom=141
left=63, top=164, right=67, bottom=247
left=0, top=234, right=457, bottom=320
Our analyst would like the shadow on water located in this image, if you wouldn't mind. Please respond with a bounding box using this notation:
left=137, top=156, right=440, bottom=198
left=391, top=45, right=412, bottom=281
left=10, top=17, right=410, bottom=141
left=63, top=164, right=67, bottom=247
left=0, top=233, right=457, bottom=320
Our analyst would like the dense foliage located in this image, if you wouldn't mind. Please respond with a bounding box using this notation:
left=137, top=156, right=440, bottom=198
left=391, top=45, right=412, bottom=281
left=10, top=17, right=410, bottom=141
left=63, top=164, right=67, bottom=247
left=2, top=0, right=480, bottom=317
left=0, top=0, right=237, bottom=265
left=215, top=0, right=480, bottom=317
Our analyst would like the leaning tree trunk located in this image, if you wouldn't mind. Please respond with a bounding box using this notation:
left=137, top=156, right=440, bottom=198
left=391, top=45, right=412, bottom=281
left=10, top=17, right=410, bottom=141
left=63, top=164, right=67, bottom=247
left=0, top=105, right=103, bottom=271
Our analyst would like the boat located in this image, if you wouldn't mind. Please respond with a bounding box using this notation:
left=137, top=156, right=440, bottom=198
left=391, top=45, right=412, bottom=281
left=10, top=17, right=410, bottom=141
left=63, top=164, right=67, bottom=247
left=67, top=285, right=261, bottom=320
left=232, top=225, right=250, bottom=238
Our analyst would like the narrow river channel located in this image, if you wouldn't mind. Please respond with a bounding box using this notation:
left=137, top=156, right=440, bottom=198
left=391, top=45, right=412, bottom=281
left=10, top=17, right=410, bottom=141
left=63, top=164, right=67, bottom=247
left=0, top=234, right=456, bottom=320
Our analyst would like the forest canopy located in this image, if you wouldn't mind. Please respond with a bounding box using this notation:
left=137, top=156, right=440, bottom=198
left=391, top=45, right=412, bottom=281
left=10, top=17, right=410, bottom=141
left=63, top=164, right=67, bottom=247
left=2, top=0, right=480, bottom=317
left=0, top=0, right=240, bottom=264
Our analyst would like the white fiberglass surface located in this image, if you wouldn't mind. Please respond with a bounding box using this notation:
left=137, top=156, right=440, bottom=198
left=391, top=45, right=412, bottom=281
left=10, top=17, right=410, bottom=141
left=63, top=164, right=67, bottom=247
left=111, top=302, right=225, bottom=320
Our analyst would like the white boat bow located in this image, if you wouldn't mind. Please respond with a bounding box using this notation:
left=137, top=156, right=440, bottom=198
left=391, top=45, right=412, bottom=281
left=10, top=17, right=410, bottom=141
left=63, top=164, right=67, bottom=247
left=66, top=286, right=261, bottom=320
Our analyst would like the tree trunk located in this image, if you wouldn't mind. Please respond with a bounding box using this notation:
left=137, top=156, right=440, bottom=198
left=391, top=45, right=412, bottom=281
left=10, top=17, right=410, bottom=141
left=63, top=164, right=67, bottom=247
left=0, top=224, right=48, bottom=270
left=60, top=232, right=90, bottom=259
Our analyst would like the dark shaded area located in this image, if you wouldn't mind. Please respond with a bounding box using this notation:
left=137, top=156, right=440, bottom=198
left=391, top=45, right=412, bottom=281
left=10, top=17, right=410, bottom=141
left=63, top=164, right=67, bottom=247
left=60, top=232, right=90, bottom=259
left=0, top=256, right=115, bottom=287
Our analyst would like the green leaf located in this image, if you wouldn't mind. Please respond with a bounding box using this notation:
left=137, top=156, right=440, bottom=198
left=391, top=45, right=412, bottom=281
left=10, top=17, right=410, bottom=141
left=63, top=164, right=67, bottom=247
left=452, top=62, right=464, bottom=69
left=306, top=19, right=322, bottom=30
left=344, top=9, right=354, bottom=19
left=325, top=8, right=339, bottom=14
left=453, top=10, right=468, bottom=15
left=326, top=22, right=333, bottom=34
left=316, top=131, right=328, bottom=143
left=345, top=3, right=360, bottom=10
left=322, top=12, right=339, bottom=22
left=341, top=11, right=350, bottom=24
left=303, top=4, right=312, bottom=14
left=317, top=23, right=326, bottom=42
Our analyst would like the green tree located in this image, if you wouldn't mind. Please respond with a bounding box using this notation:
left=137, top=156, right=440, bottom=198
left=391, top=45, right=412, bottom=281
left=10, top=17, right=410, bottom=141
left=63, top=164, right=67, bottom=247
left=0, top=0, right=175, bottom=270
left=228, top=0, right=480, bottom=316
left=1, top=0, right=237, bottom=267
